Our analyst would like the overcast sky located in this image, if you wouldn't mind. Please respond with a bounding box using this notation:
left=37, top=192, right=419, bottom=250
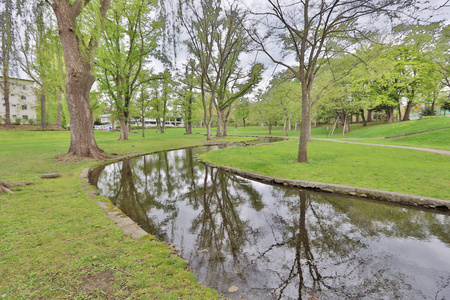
left=14, top=0, right=450, bottom=97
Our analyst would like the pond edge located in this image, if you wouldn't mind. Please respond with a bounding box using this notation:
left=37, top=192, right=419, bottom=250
left=197, top=160, right=450, bottom=210
left=80, top=166, right=149, bottom=240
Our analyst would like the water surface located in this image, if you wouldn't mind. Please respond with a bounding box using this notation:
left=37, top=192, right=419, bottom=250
left=91, top=146, right=450, bottom=299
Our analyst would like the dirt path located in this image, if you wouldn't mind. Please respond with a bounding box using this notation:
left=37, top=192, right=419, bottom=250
left=313, top=138, right=450, bottom=155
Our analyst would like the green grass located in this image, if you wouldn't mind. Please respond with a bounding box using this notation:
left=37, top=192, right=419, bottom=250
left=322, top=116, right=450, bottom=139
left=231, top=117, right=450, bottom=139
left=133, top=116, right=450, bottom=141
left=351, top=128, right=450, bottom=151
left=0, top=130, right=222, bottom=299
left=2, top=118, right=448, bottom=297
left=200, top=138, right=450, bottom=199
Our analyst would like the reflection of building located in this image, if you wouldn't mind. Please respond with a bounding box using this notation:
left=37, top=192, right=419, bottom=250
left=130, top=117, right=184, bottom=128
left=0, top=77, right=37, bottom=124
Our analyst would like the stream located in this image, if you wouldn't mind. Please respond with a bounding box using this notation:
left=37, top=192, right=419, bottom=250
left=90, top=140, right=450, bottom=299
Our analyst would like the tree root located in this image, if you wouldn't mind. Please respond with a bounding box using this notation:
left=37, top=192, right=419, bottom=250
left=55, top=148, right=108, bottom=162
left=0, top=181, right=31, bottom=194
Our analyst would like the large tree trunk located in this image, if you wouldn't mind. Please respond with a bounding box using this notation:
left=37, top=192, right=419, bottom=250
left=206, top=122, right=212, bottom=140
left=66, top=72, right=104, bottom=158
left=386, top=107, right=394, bottom=124
left=242, top=117, right=246, bottom=127
left=40, top=88, right=46, bottom=129
left=285, top=118, right=289, bottom=136
left=223, top=121, right=228, bottom=136
left=57, top=88, right=63, bottom=128
left=403, top=101, right=413, bottom=121
left=155, top=116, right=161, bottom=131
left=2, top=69, right=12, bottom=127
left=223, top=107, right=231, bottom=137
left=1, top=14, right=13, bottom=128
left=161, top=113, right=166, bottom=134
left=118, top=116, right=129, bottom=140
left=360, top=109, right=367, bottom=126
left=397, top=103, right=402, bottom=121
left=297, top=90, right=309, bottom=163
left=216, top=108, right=224, bottom=138
left=205, top=92, right=214, bottom=141
left=268, top=121, right=272, bottom=135
left=52, top=0, right=109, bottom=159
left=343, top=114, right=349, bottom=134
left=185, top=118, right=192, bottom=134
left=185, top=99, right=192, bottom=134
left=355, top=113, right=360, bottom=123
left=367, top=109, right=373, bottom=123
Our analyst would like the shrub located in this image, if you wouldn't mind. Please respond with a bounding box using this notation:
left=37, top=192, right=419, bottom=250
left=420, top=107, right=435, bottom=117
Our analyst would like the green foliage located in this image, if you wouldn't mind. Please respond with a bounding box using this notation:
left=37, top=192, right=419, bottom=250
left=173, top=60, right=203, bottom=131
left=95, top=0, right=159, bottom=135
left=441, top=101, right=450, bottom=112
left=234, top=98, right=250, bottom=125
left=13, top=117, right=22, bottom=125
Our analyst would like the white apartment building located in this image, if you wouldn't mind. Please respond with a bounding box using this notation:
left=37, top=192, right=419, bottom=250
left=130, top=117, right=184, bottom=128
left=0, top=77, right=37, bottom=124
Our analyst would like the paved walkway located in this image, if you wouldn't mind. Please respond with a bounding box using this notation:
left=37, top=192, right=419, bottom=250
left=313, top=138, right=450, bottom=156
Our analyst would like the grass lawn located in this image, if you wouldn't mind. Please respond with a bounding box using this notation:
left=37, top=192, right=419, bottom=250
left=200, top=138, right=450, bottom=200
left=165, top=116, right=449, bottom=142
left=349, top=128, right=450, bottom=151
left=0, top=130, right=222, bottom=299
left=227, top=116, right=450, bottom=139
left=1, top=117, right=449, bottom=298
left=310, top=116, right=450, bottom=139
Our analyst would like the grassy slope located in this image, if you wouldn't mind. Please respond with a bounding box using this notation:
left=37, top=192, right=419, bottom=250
left=132, top=116, right=450, bottom=139
left=219, top=116, right=448, bottom=136
left=334, top=116, right=450, bottom=139
left=352, top=128, right=450, bottom=151
left=0, top=130, right=220, bottom=299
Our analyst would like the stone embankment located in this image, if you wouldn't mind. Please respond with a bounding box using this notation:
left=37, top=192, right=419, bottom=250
left=200, top=161, right=450, bottom=211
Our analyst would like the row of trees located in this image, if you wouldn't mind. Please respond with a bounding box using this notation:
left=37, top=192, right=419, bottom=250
left=250, top=23, right=450, bottom=135
left=1, top=0, right=449, bottom=163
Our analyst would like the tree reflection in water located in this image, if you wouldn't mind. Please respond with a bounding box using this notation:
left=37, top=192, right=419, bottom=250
left=93, top=147, right=450, bottom=300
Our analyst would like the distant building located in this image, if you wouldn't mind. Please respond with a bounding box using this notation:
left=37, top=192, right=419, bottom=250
left=0, top=77, right=37, bottom=124
left=99, top=114, right=112, bottom=125
left=94, top=113, right=115, bottom=130
left=93, top=113, right=184, bottom=130
left=130, top=117, right=184, bottom=128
